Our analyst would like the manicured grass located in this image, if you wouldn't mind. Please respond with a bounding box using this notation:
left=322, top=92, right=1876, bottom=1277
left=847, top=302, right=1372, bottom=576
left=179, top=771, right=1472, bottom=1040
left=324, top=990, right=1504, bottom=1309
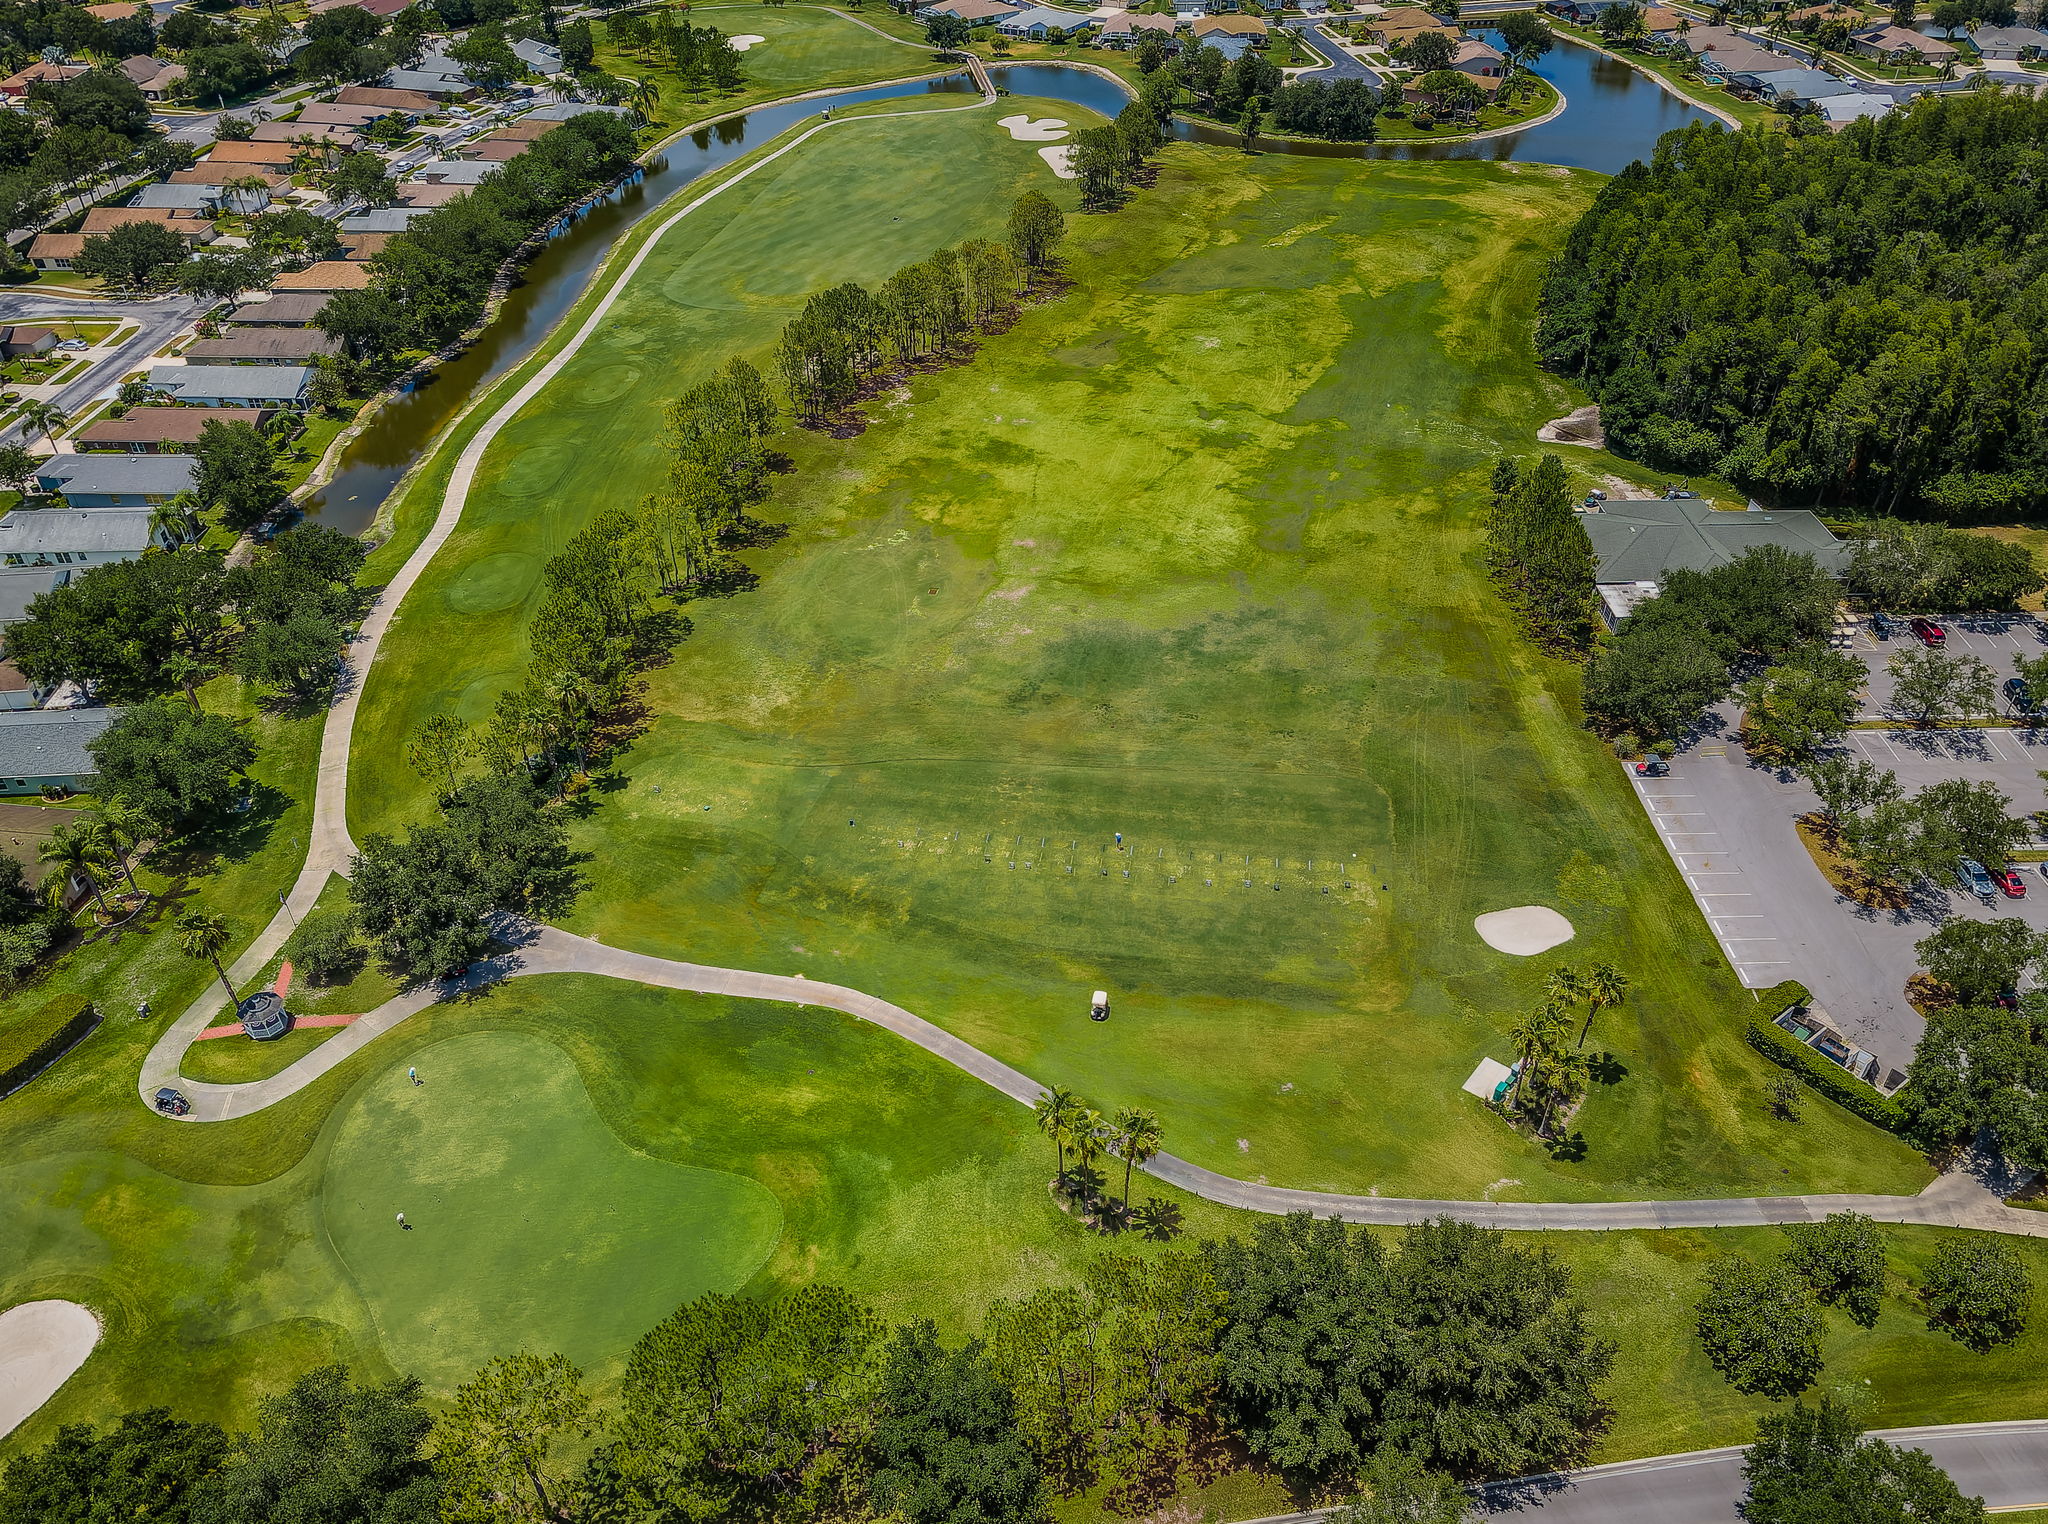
left=181, top=1020, right=344, bottom=1084
left=595, top=3, right=938, bottom=140
left=353, top=111, right=1926, bottom=1206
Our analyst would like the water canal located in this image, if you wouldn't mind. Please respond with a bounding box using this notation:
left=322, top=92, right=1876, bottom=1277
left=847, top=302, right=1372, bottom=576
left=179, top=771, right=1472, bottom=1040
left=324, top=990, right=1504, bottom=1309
left=305, top=37, right=1719, bottom=534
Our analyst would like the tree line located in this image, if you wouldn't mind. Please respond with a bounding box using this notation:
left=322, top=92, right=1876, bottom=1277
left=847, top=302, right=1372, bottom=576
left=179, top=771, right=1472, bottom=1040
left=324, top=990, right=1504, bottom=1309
left=1537, top=92, right=2048, bottom=521
left=601, top=10, right=745, bottom=98
left=1484, top=455, right=1596, bottom=652
left=319, top=113, right=641, bottom=365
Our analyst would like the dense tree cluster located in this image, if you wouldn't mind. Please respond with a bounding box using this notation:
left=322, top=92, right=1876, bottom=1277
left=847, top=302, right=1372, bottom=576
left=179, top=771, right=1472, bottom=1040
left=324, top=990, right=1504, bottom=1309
left=320, top=113, right=639, bottom=362
left=0, top=65, right=166, bottom=241
left=603, top=10, right=744, bottom=94
left=1901, top=996, right=2048, bottom=1173
left=1484, top=455, right=1596, bottom=652
left=1539, top=94, right=2048, bottom=519
left=1742, top=1401, right=1989, bottom=1524
left=1850, top=519, right=2043, bottom=611
left=86, top=699, right=257, bottom=833
left=1268, top=77, right=1378, bottom=141
left=1584, top=545, right=1840, bottom=743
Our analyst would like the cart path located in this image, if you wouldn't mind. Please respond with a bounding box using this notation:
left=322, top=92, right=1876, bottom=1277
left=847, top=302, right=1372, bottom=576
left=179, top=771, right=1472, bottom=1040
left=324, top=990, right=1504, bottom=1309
left=130, top=65, right=2045, bottom=1239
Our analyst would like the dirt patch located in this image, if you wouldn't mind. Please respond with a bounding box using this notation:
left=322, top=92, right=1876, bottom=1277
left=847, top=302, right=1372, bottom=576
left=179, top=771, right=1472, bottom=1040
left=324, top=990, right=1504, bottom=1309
left=1794, top=813, right=1908, bottom=910
left=1538, top=403, right=1604, bottom=448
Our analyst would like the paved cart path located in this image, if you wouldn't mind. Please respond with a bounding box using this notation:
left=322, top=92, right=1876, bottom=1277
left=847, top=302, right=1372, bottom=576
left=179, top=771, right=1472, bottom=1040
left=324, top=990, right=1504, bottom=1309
left=129, top=64, right=2048, bottom=1241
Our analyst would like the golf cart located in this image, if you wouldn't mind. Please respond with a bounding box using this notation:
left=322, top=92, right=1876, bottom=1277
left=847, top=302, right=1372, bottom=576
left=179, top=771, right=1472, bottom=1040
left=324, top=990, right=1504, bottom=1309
left=1090, top=990, right=1109, bottom=1022
left=1635, top=758, right=1669, bottom=776
left=153, top=1086, right=190, bottom=1116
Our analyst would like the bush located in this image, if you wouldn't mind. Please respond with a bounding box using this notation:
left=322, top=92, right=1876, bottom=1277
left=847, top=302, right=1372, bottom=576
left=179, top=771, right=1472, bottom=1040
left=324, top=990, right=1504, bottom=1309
left=0, top=996, right=99, bottom=1099
left=1745, top=1017, right=1906, bottom=1133
left=1754, top=980, right=1812, bottom=1017
left=288, top=911, right=364, bottom=987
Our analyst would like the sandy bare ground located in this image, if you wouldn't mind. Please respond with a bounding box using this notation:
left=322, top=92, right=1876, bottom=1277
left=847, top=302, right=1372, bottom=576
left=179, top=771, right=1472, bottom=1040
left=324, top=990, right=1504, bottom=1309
left=0, top=1300, right=99, bottom=1439
left=1538, top=403, right=1604, bottom=447
left=728, top=33, right=765, bottom=49
left=999, top=113, right=1068, bottom=140
left=1475, top=906, right=1575, bottom=956
left=1038, top=144, right=1078, bottom=178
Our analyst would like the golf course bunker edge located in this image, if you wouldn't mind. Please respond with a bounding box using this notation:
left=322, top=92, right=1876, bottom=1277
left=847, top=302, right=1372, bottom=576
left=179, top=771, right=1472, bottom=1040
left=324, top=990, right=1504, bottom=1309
left=0, top=1299, right=99, bottom=1439
left=1474, top=905, right=1575, bottom=956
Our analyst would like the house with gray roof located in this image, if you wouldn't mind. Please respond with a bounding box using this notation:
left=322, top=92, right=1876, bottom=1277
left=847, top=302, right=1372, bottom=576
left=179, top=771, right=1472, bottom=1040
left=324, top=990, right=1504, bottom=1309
left=146, top=366, right=311, bottom=407
left=337, top=207, right=430, bottom=233
left=0, top=507, right=171, bottom=566
left=1817, top=91, right=1895, bottom=126
left=0, top=707, right=121, bottom=794
left=997, top=5, right=1097, bottom=36
left=133, top=182, right=270, bottom=214
left=510, top=37, right=563, bottom=72
left=1586, top=497, right=1848, bottom=627
left=31, top=454, right=197, bottom=508
left=524, top=101, right=631, bottom=122
left=1972, top=23, right=2048, bottom=57
left=1743, top=66, right=1859, bottom=104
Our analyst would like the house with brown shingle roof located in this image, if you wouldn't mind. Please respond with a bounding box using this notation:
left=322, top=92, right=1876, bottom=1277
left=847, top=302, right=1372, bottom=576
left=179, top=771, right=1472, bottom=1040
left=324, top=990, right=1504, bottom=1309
left=185, top=329, right=343, bottom=365
left=249, top=121, right=362, bottom=148
left=272, top=261, right=373, bottom=292
left=1369, top=6, right=1455, bottom=44
left=204, top=140, right=298, bottom=166
left=1850, top=21, right=1954, bottom=56
left=76, top=407, right=270, bottom=453
left=1192, top=13, right=1266, bottom=37
left=78, top=206, right=213, bottom=240
left=335, top=85, right=438, bottom=112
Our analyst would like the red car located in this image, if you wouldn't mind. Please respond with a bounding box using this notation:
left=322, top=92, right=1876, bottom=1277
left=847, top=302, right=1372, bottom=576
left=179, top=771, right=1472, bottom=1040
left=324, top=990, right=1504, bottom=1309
left=1995, top=867, right=2028, bottom=899
left=1910, top=617, right=1947, bottom=647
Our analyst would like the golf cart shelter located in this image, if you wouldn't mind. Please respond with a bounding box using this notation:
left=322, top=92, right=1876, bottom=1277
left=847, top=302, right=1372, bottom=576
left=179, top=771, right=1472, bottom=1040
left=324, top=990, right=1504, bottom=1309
left=1584, top=497, right=1848, bottom=629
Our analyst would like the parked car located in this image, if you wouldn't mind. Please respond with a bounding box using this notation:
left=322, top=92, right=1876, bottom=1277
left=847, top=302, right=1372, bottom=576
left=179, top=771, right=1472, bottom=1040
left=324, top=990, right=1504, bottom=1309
left=1995, top=867, right=2028, bottom=898
left=1959, top=857, right=1997, bottom=896
left=1635, top=758, right=1669, bottom=776
left=1873, top=612, right=1897, bottom=640
left=1910, top=616, right=1947, bottom=647
left=2009, top=676, right=2045, bottom=716
left=1663, top=486, right=1700, bottom=499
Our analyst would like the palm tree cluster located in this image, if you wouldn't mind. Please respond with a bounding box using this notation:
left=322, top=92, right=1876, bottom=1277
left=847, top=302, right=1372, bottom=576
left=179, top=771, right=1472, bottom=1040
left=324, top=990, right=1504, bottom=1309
left=36, top=798, right=150, bottom=924
left=1031, top=1086, right=1167, bottom=1234
left=1503, top=962, right=1631, bottom=1140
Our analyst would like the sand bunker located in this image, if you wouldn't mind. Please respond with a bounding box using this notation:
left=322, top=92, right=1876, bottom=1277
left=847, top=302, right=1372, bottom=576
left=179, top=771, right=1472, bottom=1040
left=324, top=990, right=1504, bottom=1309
left=1000, top=114, right=1069, bottom=141
left=1475, top=906, right=1575, bottom=956
left=728, top=33, right=765, bottom=49
left=0, top=1301, right=99, bottom=1439
left=1537, top=404, right=1604, bottom=448
left=1039, top=145, right=1078, bottom=179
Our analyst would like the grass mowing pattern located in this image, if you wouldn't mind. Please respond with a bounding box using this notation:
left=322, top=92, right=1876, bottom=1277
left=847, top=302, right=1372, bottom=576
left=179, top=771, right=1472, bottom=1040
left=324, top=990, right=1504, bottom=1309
left=352, top=107, right=1925, bottom=1204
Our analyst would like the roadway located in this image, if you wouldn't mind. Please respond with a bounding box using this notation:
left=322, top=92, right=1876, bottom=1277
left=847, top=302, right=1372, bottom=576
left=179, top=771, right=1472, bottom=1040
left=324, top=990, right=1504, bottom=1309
left=1286, top=21, right=1385, bottom=87
left=0, top=292, right=202, bottom=445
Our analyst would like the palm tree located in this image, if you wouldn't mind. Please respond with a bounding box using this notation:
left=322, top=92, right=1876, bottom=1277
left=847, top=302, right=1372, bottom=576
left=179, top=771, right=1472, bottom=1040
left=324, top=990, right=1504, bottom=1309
left=162, top=651, right=214, bottom=711
left=1109, top=1106, right=1162, bottom=1211
left=151, top=491, right=201, bottom=548
left=1033, top=1084, right=1078, bottom=1179
left=627, top=76, right=661, bottom=123
left=1065, top=1105, right=1106, bottom=1176
left=1544, top=963, right=1587, bottom=1010
left=94, top=796, right=148, bottom=899
left=221, top=174, right=271, bottom=217
left=38, top=822, right=114, bottom=916
left=1537, top=1048, right=1590, bottom=1139
left=1507, top=1000, right=1571, bottom=1113
left=1578, top=962, right=1632, bottom=1049
left=177, top=910, right=237, bottom=1007
left=19, top=399, right=65, bottom=449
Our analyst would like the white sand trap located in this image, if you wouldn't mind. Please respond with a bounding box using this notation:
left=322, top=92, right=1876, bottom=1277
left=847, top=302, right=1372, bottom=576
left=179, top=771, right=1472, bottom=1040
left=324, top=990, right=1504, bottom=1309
left=1461, top=1057, right=1513, bottom=1100
left=1038, top=145, right=1078, bottom=179
left=1474, top=905, right=1574, bottom=956
left=1000, top=114, right=1069, bottom=141
left=0, top=1301, right=99, bottom=1439
left=727, top=33, right=765, bottom=49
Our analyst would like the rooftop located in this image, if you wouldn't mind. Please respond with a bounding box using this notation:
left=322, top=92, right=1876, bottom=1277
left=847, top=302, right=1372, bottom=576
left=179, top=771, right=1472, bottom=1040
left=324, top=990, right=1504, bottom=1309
left=271, top=262, right=373, bottom=291
left=0, top=708, right=120, bottom=781
left=77, top=408, right=267, bottom=447
left=0, top=507, right=162, bottom=555
left=1586, top=498, right=1849, bottom=585
left=184, top=329, right=341, bottom=363
left=33, top=453, right=197, bottom=497
left=223, top=292, right=332, bottom=325
left=146, top=364, right=313, bottom=398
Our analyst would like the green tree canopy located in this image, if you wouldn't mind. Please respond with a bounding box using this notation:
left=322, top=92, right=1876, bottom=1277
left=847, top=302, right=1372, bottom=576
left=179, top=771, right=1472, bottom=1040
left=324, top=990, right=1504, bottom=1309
left=85, top=698, right=255, bottom=832
left=1742, top=1400, right=1987, bottom=1524
left=1695, top=1255, right=1823, bottom=1398
left=866, top=1320, right=1045, bottom=1524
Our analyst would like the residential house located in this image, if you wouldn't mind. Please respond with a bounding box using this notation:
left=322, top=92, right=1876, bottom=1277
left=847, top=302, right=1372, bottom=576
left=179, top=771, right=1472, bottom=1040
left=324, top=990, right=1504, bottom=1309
left=133, top=181, right=270, bottom=214
left=1682, top=25, right=1791, bottom=77
left=1203, top=31, right=1255, bottom=56
left=1817, top=89, right=1896, bottom=124
left=1585, top=498, right=1848, bottom=629
left=24, top=236, right=90, bottom=271
left=1191, top=13, right=1267, bottom=40
left=510, top=37, right=563, bottom=73
left=334, top=85, right=439, bottom=112
left=1744, top=65, right=1858, bottom=102
left=1097, top=11, right=1177, bottom=45
left=202, top=140, right=298, bottom=167
left=382, top=67, right=480, bottom=99
left=80, top=206, right=213, bottom=240
left=248, top=121, right=362, bottom=148
left=1299, top=0, right=1330, bottom=14
left=1641, top=6, right=1686, bottom=40
left=1450, top=35, right=1506, bottom=80
left=339, top=232, right=393, bottom=259
left=32, top=453, right=197, bottom=507
left=1970, top=23, right=2048, bottom=56
left=0, top=326, right=56, bottom=359
left=185, top=330, right=342, bottom=366
left=465, top=136, right=536, bottom=161
left=270, top=262, right=373, bottom=293
left=115, top=54, right=184, bottom=97
left=76, top=407, right=269, bottom=452
left=1369, top=6, right=1457, bottom=45
left=337, top=207, right=429, bottom=233
left=523, top=101, right=633, bottom=122
left=223, top=293, right=330, bottom=327
left=918, top=0, right=1020, bottom=23
left=169, top=164, right=286, bottom=188
left=294, top=100, right=406, bottom=128
left=1848, top=22, right=1953, bottom=58
left=1786, top=1, right=1861, bottom=23
left=308, top=0, right=414, bottom=15
left=996, top=6, right=1099, bottom=38
left=0, top=708, right=122, bottom=796
left=0, top=61, right=86, bottom=98
left=409, top=157, right=499, bottom=184
left=0, top=660, right=51, bottom=712
left=145, top=364, right=313, bottom=406
left=396, top=180, right=467, bottom=207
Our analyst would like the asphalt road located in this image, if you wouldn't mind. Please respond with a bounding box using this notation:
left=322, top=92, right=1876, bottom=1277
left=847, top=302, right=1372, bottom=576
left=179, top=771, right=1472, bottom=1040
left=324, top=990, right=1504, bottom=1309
left=1286, top=21, right=1384, bottom=85
left=1241, top=1420, right=2048, bottom=1523
left=0, top=292, right=202, bottom=446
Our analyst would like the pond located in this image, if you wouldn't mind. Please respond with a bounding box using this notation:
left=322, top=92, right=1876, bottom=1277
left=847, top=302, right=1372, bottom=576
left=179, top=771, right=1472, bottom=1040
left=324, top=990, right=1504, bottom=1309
left=305, top=40, right=1719, bottom=534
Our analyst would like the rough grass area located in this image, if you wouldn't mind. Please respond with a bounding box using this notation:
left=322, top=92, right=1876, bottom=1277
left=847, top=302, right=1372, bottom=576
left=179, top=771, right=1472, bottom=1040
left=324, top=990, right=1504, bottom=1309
left=352, top=109, right=1925, bottom=1205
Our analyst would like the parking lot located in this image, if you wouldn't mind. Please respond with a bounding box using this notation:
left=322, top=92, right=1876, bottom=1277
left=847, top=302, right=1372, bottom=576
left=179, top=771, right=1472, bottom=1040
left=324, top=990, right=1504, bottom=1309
left=1632, top=711, right=2048, bottom=1084
left=1851, top=612, right=2048, bottom=721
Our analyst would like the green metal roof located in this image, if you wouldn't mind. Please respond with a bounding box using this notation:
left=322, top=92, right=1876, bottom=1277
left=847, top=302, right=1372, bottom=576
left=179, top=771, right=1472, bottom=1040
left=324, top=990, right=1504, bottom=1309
left=1586, top=498, right=1848, bottom=584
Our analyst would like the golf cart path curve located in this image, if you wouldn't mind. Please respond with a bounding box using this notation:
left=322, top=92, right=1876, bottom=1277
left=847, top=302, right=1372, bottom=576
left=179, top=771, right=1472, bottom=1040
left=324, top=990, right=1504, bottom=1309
left=131, top=64, right=2048, bottom=1240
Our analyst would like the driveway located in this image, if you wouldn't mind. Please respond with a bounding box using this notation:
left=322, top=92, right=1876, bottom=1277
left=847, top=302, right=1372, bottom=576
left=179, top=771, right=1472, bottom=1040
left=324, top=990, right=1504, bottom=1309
left=0, top=293, right=202, bottom=446
left=1286, top=21, right=1385, bottom=85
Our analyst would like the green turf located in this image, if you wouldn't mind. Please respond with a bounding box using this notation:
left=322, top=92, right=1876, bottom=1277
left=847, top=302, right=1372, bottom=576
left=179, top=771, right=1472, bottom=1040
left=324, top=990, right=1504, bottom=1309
left=180, top=1021, right=344, bottom=1085
left=595, top=3, right=938, bottom=139
left=348, top=104, right=1927, bottom=1205
left=322, top=1029, right=781, bottom=1387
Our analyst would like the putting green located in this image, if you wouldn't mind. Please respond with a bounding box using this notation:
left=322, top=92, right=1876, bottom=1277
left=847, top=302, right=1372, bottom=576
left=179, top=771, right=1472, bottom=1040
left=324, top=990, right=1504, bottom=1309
left=321, top=1030, right=780, bottom=1386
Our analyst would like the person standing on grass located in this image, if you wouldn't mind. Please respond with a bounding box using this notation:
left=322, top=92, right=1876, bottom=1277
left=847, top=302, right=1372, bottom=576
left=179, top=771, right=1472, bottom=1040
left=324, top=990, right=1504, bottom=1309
left=408, top=1066, right=420, bottom=1086
left=396, top=1212, right=408, bottom=1229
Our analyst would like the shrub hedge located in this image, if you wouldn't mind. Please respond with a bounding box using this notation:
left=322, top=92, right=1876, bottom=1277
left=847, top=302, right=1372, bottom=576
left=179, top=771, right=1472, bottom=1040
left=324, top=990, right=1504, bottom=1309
left=1746, top=1015, right=1907, bottom=1133
left=0, top=996, right=98, bottom=1100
